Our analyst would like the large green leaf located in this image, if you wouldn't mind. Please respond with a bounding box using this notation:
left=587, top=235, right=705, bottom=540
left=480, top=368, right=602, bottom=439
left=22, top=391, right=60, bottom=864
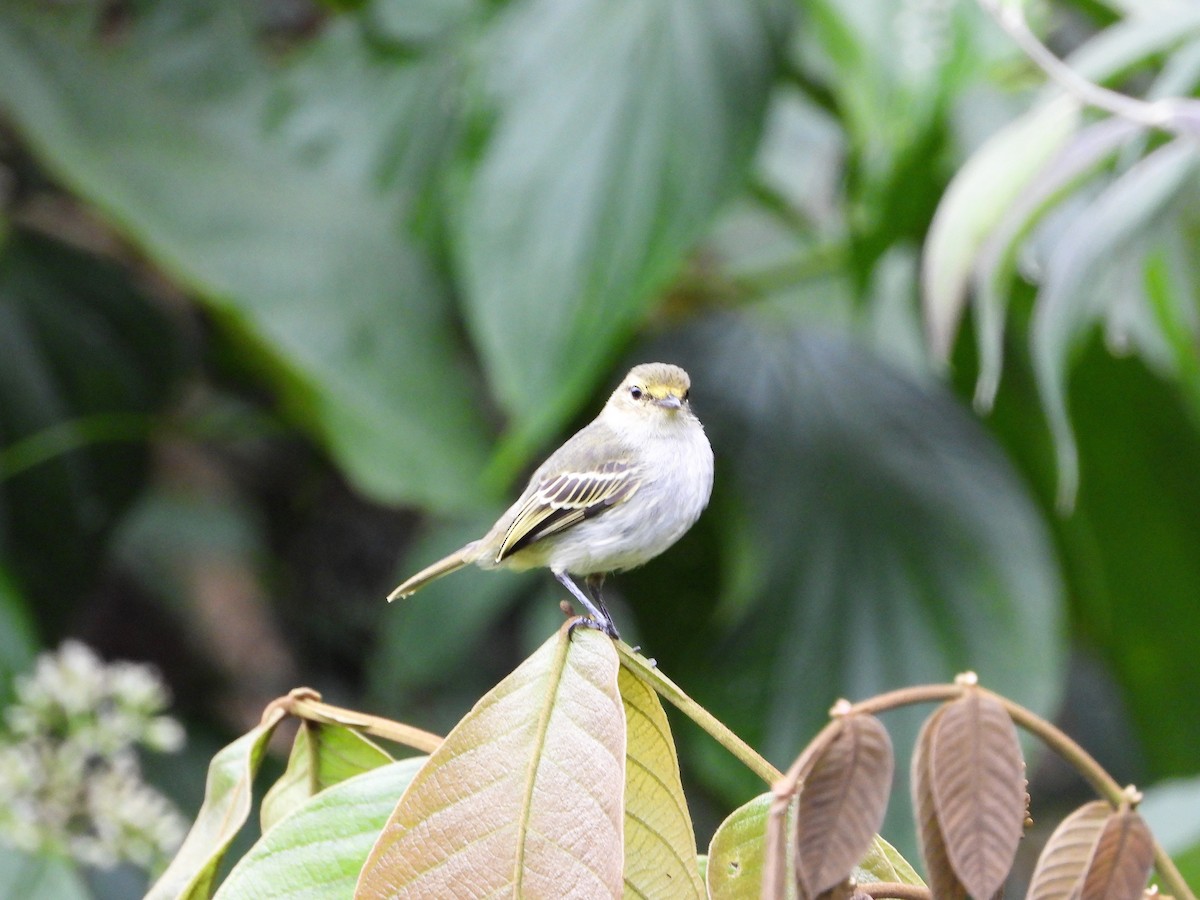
left=458, top=0, right=789, bottom=460
left=0, top=8, right=490, bottom=509
left=0, top=230, right=184, bottom=607
left=641, top=320, right=1065, bottom=849
left=214, top=757, right=427, bottom=900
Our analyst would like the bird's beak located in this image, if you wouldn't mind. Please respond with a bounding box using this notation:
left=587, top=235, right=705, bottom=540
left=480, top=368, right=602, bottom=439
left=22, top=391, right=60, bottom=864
left=655, top=394, right=683, bottom=410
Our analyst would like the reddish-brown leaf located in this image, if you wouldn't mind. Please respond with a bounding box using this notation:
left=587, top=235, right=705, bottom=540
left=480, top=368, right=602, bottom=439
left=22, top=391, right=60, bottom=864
left=929, top=691, right=1025, bottom=899
left=911, top=706, right=968, bottom=900
left=1078, top=809, right=1155, bottom=900
left=794, top=714, right=894, bottom=897
left=1026, top=800, right=1111, bottom=900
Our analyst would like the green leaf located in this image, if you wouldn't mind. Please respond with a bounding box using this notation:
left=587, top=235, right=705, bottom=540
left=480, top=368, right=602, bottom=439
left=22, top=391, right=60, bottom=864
left=706, top=793, right=777, bottom=900
left=971, top=116, right=1144, bottom=410
left=0, top=9, right=491, bottom=509
left=618, top=664, right=704, bottom=898
left=1032, top=138, right=1200, bottom=509
left=704, top=791, right=921, bottom=898
left=214, top=757, right=427, bottom=900
left=0, top=846, right=89, bottom=900
left=146, top=707, right=287, bottom=900
left=922, top=97, right=1080, bottom=362
left=261, top=723, right=393, bottom=833
left=653, top=321, right=1065, bottom=852
left=0, top=230, right=184, bottom=605
left=356, top=628, right=625, bottom=898
left=459, top=0, right=788, bottom=457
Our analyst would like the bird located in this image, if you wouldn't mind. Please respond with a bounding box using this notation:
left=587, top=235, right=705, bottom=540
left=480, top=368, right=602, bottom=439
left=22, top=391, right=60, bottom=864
left=388, top=362, right=714, bottom=638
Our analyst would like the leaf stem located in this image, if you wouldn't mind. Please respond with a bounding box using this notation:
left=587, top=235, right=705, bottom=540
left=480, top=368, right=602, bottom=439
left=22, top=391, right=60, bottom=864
left=858, top=882, right=932, bottom=900
left=270, top=688, right=444, bottom=754
left=977, top=0, right=1200, bottom=135
left=614, top=641, right=782, bottom=786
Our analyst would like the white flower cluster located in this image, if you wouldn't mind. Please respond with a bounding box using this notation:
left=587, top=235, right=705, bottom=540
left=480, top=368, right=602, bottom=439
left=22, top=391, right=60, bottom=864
left=0, top=640, right=188, bottom=872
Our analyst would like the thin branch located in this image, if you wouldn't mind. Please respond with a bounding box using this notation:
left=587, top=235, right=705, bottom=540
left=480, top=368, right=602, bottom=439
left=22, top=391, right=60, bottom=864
left=858, top=882, right=932, bottom=900
left=267, top=687, right=444, bottom=754
left=978, top=0, right=1199, bottom=134
left=613, top=640, right=782, bottom=786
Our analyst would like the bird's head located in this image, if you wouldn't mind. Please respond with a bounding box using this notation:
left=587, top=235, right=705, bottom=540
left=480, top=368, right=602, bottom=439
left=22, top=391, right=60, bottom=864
left=606, top=363, right=695, bottom=425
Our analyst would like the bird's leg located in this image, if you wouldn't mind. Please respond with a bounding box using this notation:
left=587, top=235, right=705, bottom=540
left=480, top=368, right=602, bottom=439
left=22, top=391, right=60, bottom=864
left=584, top=573, right=610, bottom=619
left=553, top=569, right=619, bottom=639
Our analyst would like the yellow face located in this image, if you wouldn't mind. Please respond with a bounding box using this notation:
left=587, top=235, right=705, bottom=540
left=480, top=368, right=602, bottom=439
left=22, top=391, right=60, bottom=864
left=611, top=363, right=692, bottom=413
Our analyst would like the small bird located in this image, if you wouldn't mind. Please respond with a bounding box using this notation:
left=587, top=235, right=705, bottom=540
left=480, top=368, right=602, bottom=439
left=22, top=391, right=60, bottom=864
left=389, top=362, right=714, bottom=638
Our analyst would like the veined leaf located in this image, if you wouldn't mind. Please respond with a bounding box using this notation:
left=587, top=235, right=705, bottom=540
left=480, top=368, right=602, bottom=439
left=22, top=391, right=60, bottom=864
left=618, top=664, right=704, bottom=898
left=793, top=715, right=894, bottom=897
left=912, top=706, right=967, bottom=900
left=0, top=9, right=491, bottom=509
left=355, top=627, right=625, bottom=899
left=928, top=692, right=1026, bottom=899
left=261, top=722, right=393, bottom=833
left=214, top=758, right=426, bottom=900
left=1079, top=809, right=1155, bottom=900
left=1027, top=800, right=1111, bottom=900
left=146, top=706, right=287, bottom=900
left=459, top=0, right=789, bottom=460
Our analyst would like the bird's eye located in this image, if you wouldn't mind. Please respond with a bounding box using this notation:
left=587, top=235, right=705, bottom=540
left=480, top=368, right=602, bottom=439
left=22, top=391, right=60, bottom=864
left=682, top=389, right=690, bottom=401
left=630, top=386, right=643, bottom=400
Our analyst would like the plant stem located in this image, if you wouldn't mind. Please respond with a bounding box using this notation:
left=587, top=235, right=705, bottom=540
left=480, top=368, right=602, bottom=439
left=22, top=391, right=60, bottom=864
left=858, top=883, right=931, bottom=900
left=614, top=641, right=782, bottom=786
left=273, top=687, right=444, bottom=754
left=977, top=0, right=1199, bottom=135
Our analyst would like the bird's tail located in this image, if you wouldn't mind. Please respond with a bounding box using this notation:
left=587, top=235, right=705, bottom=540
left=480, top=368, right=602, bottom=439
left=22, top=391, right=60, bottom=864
left=387, top=544, right=475, bottom=601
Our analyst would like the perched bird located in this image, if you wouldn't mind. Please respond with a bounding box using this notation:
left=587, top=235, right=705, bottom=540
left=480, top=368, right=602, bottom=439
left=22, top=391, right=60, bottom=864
left=389, top=362, right=714, bottom=638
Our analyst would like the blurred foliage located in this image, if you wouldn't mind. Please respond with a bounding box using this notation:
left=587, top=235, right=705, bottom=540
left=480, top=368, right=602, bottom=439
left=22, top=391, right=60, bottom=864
left=1, top=0, right=1199, bottom=894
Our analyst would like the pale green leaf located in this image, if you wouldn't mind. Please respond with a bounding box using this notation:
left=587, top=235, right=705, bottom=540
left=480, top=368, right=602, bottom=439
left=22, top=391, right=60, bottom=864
left=706, top=793, right=777, bottom=900
left=261, top=723, right=393, bottom=833
left=356, top=628, right=625, bottom=898
left=922, top=97, right=1080, bottom=361
left=1032, top=138, right=1200, bottom=509
left=146, top=709, right=286, bottom=900
left=618, top=665, right=704, bottom=899
left=215, top=758, right=426, bottom=900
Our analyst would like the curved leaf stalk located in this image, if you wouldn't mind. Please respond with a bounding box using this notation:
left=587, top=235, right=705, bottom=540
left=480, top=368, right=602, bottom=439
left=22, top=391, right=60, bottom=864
left=840, top=676, right=1196, bottom=900
left=613, top=640, right=782, bottom=786
left=978, top=0, right=1200, bottom=136
left=266, top=688, right=443, bottom=754
left=858, top=882, right=932, bottom=900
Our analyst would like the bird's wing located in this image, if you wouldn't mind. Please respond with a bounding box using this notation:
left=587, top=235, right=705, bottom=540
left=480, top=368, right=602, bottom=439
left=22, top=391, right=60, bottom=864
left=495, top=459, right=640, bottom=562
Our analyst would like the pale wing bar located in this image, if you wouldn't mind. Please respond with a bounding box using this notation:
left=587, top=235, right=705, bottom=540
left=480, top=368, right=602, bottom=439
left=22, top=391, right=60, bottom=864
left=496, top=460, right=640, bottom=561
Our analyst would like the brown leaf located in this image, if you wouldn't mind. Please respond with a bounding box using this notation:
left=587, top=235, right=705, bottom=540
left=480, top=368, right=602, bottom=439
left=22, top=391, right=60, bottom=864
left=354, top=627, right=625, bottom=899
left=1078, top=809, right=1155, bottom=900
left=794, top=714, right=895, bottom=897
left=929, top=691, right=1025, bottom=899
left=911, top=706, right=967, bottom=900
left=1026, top=800, right=1111, bottom=900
